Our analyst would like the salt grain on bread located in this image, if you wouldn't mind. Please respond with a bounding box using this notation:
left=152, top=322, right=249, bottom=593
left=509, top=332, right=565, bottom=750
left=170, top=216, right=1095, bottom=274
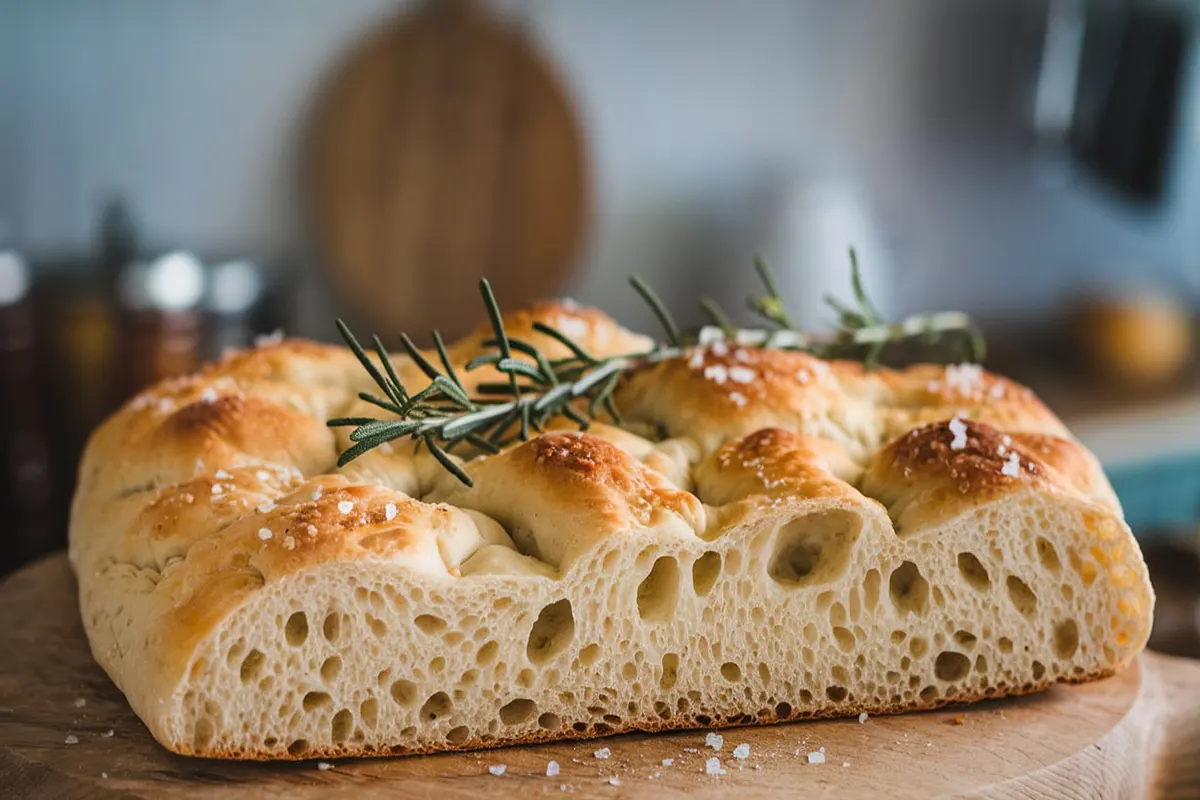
left=68, top=301, right=1154, bottom=760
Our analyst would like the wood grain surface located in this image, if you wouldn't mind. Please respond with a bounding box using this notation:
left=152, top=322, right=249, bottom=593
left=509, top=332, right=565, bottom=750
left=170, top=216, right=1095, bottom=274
left=2, top=553, right=1198, bottom=799
left=308, top=0, right=588, bottom=343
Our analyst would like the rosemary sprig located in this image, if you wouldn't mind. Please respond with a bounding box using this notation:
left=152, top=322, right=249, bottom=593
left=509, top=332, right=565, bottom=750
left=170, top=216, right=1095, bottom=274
left=329, top=254, right=985, bottom=486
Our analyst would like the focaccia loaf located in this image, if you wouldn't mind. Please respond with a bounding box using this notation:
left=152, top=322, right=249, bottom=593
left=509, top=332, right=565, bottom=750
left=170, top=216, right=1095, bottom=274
left=68, top=301, right=1154, bottom=760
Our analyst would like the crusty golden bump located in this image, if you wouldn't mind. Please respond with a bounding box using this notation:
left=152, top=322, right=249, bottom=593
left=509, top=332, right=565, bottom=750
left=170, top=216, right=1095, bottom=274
left=69, top=301, right=1153, bottom=759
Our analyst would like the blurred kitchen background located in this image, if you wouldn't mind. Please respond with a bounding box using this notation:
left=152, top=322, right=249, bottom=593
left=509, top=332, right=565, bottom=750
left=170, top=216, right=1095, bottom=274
left=2, top=0, right=1199, bottom=653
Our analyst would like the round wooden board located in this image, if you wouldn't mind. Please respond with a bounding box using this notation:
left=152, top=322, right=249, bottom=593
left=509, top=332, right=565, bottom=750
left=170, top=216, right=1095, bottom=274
left=2, top=554, right=1199, bottom=799
left=308, top=0, right=588, bottom=343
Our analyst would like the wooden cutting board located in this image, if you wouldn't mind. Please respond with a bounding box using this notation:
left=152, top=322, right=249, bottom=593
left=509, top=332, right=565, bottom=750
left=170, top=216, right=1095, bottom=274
left=308, top=0, right=588, bottom=343
left=2, top=553, right=1199, bottom=799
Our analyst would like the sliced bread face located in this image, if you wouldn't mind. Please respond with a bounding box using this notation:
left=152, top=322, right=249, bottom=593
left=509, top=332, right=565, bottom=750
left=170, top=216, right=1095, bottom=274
left=69, top=305, right=1153, bottom=760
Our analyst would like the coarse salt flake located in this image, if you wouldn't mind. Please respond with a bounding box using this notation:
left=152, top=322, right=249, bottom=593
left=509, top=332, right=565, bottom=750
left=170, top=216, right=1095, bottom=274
left=858, top=712, right=868, bottom=723
left=256, top=470, right=271, bottom=482
left=727, top=365, right=755, bottom=384
left=703, top=364, right=729, bottom=384
left=317, top=762, right=333, bottom=771
left=257, top=528, right=273, bottom=541
left=257, top=502, right=275, bottom=513
left=211, top=484, right=224, bottom=495
left=1001, top=451, right=1020, bottom=477
left=385, top=503, right=398, bottom=522
left=488, top=764, right=506, bottom=776
left=200, top=388, right=218, bottom=403
left=215, top=468, right=231, bottom=479
left=101, top=729, right=114, bottom=738
left=687, top=350, right=705, bottom=369
left=943, top=363, right=983, bottom=395
left=948, top=415, right=968, bottom=450
left=283, top=536, right=295, bottom=551
left=705, top=732, right=724, bottom=751
left=729, top=391, right=747, bottom=407
left=546, top=760, right=560, bottom=777
left=705, top=757, right=726, bottom=776
left=306, top=524, right=318, bottom=537
left=558, top=316, right=588, bottom=338
left=65, top=735, right=79, bottom=745
left=607, top=777, right=621, bottom=786
left=337, top=500, right=354, bottom=514
left=807, top=750, right=825, bottom=765
left=312, top=490, right=322, bottom=500
left=661, top=758, right=674, bottom=766
left=74, top=698, right=87, bottom=708
left=732, top=743, right=750, bottom=759
left=593, top=747, right=611, bottom=759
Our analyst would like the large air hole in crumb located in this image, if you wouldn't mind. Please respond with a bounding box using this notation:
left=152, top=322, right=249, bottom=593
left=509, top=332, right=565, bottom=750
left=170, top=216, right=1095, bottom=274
left=447, top=726, right=470, bottom=744
left=499, top=698, right=537, bottom=725
left=1032, top=661, right=1046, bottom=680
left=527, top=599, right=575, bottom=664
left=833, top=627, right=855, bottom=653
left=1006, top=575, right=1038, bottom=617
left=285, top=612, right=308, bottom=646
left=768, top=510, right=858, bottom=588
left=288, top=739, right=308, bottom=756
left=321, top=656, right=342, bottom=682
left=538, top=712, right=562, bottom=729
left=331, top=709, right=353, bottom=742
left=888, top=561, right=930, bottom=615
left=826, top=685, right=848, bottom=702
left=360, top=698, right=379, bottom=728
left=1054, top=619, right=1079, bottom=659
left=909, top=637, right=928, bottom=658
left=692, top=552, right=722, bottom=596
left=957, top=552, right=991, bottom=590
left=1037, top=537, right=1062, bottom=571
left=863, top=569, right=882, bottom=610
left=919, top=686, right=939, bottom=703
left=934, top=651, right=971, bottom=682
left=303, top=691, right=332, bottom=712
left=953, top=630, right=977, bottom=649
left=998, top=637, right=1013, bottom=654
left=240, top=650, right=265, bottom=683
left=322, top=612, right=341, bottom=642
left=661, top=653, right=680, bottom=689
left=637, top=557, right=681, bottom=621
left=390, top=680, right=418, bottom=707
left=579, top=643, right=600, bottom=667
left=420, top=692, right=452, bottom=722
left=721, top=662, right=742, bottom=682
left=415, top=615, right=446, bottom=635
left=476, top=641, right=499, bottom=666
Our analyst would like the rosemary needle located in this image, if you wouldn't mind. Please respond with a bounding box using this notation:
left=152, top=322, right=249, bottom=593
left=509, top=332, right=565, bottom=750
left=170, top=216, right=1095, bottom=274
left=330, top=254, right=985, bottom=485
